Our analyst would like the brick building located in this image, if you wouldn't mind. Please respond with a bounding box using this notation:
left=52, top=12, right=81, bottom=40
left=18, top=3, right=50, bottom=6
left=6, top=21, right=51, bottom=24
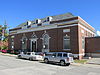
left=85, top=37, right=100, bottom=57
left=8, top=13, right=96, bottom=59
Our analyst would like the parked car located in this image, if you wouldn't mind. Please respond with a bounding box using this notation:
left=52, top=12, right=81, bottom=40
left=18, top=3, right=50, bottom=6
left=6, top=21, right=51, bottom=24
left=7, top=50, right=13, bottom=53
left=8, top=50, right=20, bottom=55
left=35, top=52, right=45, bottom=56
left=1, top=50, right=7, bottom=53
left=18, top=52, right=44, bottom=61
left=44, top=52, right=73, bottom=66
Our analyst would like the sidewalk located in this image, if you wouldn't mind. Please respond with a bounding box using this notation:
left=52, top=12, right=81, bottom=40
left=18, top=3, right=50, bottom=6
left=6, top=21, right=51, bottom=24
left=71, top=58, right=100, bottom=66
left=71, top=63, right=83, bottom=66
left=86, top=58, right=100, bottom=65
left=0, top=52, right=17, bottom=57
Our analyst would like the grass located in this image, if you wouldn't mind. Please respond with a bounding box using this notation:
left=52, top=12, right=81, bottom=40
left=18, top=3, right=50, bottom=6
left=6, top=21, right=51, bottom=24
left=74, top=59, right=88, bottom=64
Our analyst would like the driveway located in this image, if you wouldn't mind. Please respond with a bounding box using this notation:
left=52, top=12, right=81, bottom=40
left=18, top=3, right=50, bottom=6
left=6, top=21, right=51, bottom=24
left=0, top=54, right=100, bottom=75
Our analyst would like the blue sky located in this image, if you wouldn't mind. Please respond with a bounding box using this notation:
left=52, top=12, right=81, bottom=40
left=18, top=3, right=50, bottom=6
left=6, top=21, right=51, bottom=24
left=0, top=0, right=100, bottom=31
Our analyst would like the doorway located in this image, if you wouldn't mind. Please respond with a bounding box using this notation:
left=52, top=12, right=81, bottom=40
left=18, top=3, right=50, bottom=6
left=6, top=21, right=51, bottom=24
left=31, top=40, right=37, bottom=52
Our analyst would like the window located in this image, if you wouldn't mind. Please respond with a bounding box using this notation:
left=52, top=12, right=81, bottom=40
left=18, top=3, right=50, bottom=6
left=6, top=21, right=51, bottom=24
left=53, top=53, right=56, bottom=57
left=63, top=53, right=68, bottom=57
left=42, top=34, right=50, bottom=50
left=63, top=29, right=70, bottom=33
left=47, top=17, right=50, bottom=21
left=57, top=53, right=62, bottom=57
left=11, top=39, right=14, bottom=49
left=35, top=19, right=41, bottom=24
left=46, top=16, right=52, bottom=22
left=81, top=29, right=84, bottom=33
left=27, top=21, right=31, bottom=25
left=10, top=36, right=15, bottom=49
left=21, top=34, right=27, bottom=50
left=82, top=37, right=85, bottom=49
left=63, top=35, right=70, bottom=50
left=36, top=20, right=38, bottom=24
left=27, top=53, right=31, bottom=55
left=22, top=38, right=27, bottom=50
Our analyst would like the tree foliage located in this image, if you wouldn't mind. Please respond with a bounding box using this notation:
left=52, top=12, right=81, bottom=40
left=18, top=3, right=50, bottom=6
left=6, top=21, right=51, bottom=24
left=0, top=24, right=8, bottom=50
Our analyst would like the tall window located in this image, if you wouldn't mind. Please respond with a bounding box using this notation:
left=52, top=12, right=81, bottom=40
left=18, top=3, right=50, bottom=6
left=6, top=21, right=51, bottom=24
left=36, top=20, right=39, bottom=24
left=63, top=35, right=70, bottom=50
left=11, top=36, right=15, bottom=50
left=22, top=38, right=27, bottom=50
left=11, top=38, right=14, bottom=49
left=42, top=34, right=50, bottom=50
left=47, top=17, right=50, bottom=21
left=82, top=37, right=85, bottom=49
left=21, top=34, right=27, bottom=51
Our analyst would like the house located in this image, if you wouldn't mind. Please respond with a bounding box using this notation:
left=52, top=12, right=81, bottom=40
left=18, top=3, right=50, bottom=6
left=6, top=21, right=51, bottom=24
left=8, top=13, right=96, bottom=59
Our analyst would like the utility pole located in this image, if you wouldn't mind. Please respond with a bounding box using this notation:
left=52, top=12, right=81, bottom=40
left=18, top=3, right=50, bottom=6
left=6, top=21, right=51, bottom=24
left=2, top=20, right=7, bottom=41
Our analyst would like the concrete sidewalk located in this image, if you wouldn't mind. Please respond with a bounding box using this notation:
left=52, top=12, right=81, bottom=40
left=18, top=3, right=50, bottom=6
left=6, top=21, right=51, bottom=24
left=87, top=58, right=100, bottom=65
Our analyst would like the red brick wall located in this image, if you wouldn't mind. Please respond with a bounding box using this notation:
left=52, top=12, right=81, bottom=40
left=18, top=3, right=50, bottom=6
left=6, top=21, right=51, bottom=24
left=85, top=37, right=100, bottom=53
left=8, top=26, right=79, bottom=53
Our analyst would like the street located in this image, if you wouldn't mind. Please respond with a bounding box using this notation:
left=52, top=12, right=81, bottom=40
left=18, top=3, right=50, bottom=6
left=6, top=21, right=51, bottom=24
left=0, top=54, right=100, bottom=75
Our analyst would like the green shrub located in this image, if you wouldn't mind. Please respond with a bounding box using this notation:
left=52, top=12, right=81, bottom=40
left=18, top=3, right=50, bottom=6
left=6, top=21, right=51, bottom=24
left=1, top=45, right=8, bottom=50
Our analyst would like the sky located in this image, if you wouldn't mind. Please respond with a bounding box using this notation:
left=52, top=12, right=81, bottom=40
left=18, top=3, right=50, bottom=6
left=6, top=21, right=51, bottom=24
left=0, top=0, right=100, bottom=31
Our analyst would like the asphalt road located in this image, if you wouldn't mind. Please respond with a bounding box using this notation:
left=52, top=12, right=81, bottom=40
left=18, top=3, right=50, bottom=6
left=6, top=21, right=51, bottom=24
left=0, top=54, right=100, bottom=75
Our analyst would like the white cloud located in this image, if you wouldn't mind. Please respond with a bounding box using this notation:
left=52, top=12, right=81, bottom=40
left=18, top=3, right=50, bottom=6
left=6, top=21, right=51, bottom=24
left=97, top=31, right=100, bottom=36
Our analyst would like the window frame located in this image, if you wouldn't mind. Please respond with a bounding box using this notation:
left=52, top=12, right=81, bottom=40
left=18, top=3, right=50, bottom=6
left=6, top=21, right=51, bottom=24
left=63, top=35, right=70, bottom=50
left=82, top=36, right=85, bottom=50
left=42, top=34, right=50, bottom=50
left=11, top=38, right=14, bottom=49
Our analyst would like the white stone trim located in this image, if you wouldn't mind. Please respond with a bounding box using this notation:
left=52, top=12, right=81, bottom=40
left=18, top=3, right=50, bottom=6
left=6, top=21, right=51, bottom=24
left=9, top=20, right=78, bottom=35
left=31, top=24, right=37, bottom=28
left=42, top=22, right=50, bottom=26
left=81, top=29, right=84, bottom=33
left=78, top=16, right=95, bottom=30
left=63, top=49, right=71, bottom=51
left=53, top=20, right=78, bottom=25
left=17, top=25, right=57, bottom=34
left=78, top=24, right=95, bottom=35
left=86, top=53, right=100, bottom=57
left=63, top=29, right=70, bottom=32
left=10, top=23, right=95, bottom=36
left=73, top=53, right=85, bottom=57
left=30, top=33, right=38, bottom=52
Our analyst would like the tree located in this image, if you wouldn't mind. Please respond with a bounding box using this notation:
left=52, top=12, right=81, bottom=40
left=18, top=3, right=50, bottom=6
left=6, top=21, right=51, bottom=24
left=0, top=21, right=9, bottom=50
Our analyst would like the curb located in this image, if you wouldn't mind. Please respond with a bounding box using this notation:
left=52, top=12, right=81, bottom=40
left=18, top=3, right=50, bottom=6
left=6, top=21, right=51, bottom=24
left=71, top=63, right=83, bottom=66
left=86, top=59, right=100, bottom=66
left=72, top=62, right=100, bottom=66
left=0, top=53, right=17, bottom=57
left=86, top=63, right=100, bottom=66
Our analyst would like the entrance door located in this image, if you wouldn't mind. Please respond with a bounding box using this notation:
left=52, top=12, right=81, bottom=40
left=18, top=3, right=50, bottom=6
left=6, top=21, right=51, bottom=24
left=31, top=41, right=37, bottom=52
